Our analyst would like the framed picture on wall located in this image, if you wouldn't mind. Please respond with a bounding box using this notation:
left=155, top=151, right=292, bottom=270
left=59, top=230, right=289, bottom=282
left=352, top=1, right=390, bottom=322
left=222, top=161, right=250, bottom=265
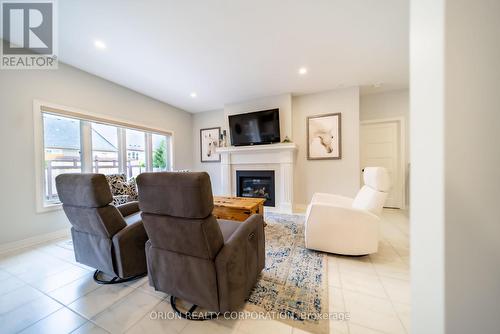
left=200, top=127, right=221, bottom=162
left=307, top=113, right=342, bottom=160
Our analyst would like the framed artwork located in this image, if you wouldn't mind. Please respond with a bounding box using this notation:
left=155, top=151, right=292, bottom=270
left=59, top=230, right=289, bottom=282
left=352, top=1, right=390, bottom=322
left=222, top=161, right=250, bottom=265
left=200, top=127, right=221, bottom=162
left=307, top=113, right=342, bottom=160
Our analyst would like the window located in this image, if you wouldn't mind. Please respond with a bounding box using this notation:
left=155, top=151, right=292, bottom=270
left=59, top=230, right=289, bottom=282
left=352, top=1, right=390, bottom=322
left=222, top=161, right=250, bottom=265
left=42, top=113, right=83, bottom=204
left=126, top=129, right=146, bottom=178
left=92, top=123, right=119, bottom=175
left=152, top=133, right=170, bottom=172
left=37, top=103, right=173, bottom=209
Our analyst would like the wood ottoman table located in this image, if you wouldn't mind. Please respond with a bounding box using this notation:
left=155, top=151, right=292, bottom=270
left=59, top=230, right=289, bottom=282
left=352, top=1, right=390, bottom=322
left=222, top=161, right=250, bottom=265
left=213, top=196, right=266, bottom=223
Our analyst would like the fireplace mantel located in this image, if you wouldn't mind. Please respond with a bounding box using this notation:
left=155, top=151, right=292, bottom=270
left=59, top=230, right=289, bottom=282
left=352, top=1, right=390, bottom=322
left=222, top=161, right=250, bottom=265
left=216, top=143, right=297, bottom=213
left=216, top=142, right=297, bottom=154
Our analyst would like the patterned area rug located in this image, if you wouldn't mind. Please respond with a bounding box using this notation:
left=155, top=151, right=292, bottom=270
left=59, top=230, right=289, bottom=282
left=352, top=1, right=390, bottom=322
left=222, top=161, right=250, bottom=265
left=246, top=213, right=329, bottom=334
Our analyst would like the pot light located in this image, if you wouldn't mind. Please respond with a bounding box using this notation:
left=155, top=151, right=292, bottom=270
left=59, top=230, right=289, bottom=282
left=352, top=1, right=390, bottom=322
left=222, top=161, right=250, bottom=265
left=190, top=92, right=197, bottom=98
left=94, top=40, right=107, bottom=49
left=298, top=67, right=308, bottom=75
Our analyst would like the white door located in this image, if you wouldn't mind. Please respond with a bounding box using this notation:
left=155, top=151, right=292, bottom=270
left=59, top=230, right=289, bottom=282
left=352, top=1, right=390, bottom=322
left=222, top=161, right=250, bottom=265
left=360, top=121, right=403, bottom=208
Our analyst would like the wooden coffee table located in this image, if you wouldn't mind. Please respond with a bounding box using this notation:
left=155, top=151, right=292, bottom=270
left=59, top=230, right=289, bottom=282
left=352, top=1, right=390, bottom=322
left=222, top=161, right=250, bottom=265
left=213, top=196, right=265, bottom=222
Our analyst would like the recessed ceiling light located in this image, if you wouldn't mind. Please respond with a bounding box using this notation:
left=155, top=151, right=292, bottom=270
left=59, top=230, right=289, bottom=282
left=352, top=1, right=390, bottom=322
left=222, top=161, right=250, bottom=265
left=190, top=92, right=197, bottom=98
left=298, top=67, right=308, bottom=75
left=94, top=40, right=107, bottom=49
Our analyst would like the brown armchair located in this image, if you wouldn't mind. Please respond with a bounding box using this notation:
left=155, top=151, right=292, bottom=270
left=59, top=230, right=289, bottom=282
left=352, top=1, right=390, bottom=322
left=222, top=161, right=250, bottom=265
left=55, top=173, right=148, bottom=284
left=137, top=172, right=265, bottom=319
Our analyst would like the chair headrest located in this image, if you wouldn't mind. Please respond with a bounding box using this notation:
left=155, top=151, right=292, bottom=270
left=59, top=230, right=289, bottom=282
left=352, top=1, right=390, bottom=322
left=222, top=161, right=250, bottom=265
left=55, top=173, right=113, bottom=207
left=363, top=167, right=391, bottom=192
left=137, top=172, right=214, bottom=219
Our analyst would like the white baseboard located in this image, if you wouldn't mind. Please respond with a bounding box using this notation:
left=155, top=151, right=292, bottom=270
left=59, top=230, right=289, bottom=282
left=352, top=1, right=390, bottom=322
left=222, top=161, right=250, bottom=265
left=0, top=228, right=71, bottom=255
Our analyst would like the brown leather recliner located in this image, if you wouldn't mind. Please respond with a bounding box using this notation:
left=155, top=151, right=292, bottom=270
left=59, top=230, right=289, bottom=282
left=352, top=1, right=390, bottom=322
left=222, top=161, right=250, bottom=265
left=137, top=172, right=265, bottom=318
left=55, top=173, right=148, bottom=284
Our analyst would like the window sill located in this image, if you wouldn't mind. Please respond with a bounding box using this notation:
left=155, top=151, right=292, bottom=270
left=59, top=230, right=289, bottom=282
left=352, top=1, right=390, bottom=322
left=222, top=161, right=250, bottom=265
left=37, top=202, right=63, bottom=214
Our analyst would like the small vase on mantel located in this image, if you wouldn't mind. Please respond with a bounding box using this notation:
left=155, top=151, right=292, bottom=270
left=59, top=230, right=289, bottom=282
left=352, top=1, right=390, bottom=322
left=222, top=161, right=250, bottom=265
left=220, top=130, right=228, bottom=147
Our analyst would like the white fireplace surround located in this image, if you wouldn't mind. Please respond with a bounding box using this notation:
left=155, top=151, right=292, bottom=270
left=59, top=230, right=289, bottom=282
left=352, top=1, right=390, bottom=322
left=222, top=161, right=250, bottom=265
left=216, top=143, right=297, bottom=214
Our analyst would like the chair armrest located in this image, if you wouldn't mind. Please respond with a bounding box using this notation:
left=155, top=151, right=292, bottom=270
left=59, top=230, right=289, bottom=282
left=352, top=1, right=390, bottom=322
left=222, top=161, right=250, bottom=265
left=116, top=201, right=140, bottom=217
left=305, top=203, right=380, bottom=255
left=112, top=220, right=148, bottom=278
left=307, top=202, right=379, bottom=223
left=215, top=214, right=265, bottom=311
left=311, top=193, right=354, bottom=207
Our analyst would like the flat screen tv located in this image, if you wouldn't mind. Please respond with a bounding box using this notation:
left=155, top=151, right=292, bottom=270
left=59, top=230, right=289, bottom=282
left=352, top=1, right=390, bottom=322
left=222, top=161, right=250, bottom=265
left=228, top=109, right=280, bottom=146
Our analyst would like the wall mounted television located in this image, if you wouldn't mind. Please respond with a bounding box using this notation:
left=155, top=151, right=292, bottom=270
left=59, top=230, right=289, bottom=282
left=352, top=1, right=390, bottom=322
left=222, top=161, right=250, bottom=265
left=228, top=109, right=281, bottom=146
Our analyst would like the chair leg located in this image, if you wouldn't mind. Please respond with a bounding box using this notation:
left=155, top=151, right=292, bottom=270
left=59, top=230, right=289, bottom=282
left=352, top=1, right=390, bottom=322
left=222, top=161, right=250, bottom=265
left=170, top=296, right=219, bottom=321
left=93, top=270, right=146, bottom=285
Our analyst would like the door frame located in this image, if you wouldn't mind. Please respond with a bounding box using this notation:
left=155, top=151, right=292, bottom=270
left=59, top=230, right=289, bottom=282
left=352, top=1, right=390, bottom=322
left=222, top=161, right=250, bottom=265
left=360, top=117, right=407, bottom=209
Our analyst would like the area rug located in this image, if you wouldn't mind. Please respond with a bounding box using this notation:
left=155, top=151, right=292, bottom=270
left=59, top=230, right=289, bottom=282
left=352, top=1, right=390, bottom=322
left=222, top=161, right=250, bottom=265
left=246, top=212, right=329, bottom=334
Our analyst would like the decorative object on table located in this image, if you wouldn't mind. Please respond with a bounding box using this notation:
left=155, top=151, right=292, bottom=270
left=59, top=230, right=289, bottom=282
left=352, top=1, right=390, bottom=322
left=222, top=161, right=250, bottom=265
left=105, top=173, right=138, bottom=206
left=307, top=113, right=342, bottom=160
left=200, top=127, right=221, bottom=162
left=282, top=136, right=291, bottom=143
left=247, top=212, right=329, bottom=334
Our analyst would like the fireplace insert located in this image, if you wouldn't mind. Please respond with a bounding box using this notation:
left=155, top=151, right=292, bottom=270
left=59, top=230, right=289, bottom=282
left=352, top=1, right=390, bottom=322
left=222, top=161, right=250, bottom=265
left=236, top=170, right=275, bottom=207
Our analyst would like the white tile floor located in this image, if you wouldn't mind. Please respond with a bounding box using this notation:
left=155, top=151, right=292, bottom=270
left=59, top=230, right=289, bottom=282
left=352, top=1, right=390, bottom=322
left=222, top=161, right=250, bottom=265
left=0, top=209, right=410, bottom=334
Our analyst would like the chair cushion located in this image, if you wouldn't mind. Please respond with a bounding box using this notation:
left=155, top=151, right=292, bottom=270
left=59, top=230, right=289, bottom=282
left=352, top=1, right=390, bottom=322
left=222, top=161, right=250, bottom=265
left=137, top=172, right=214, bottom=219
left=363, top=167, right=391, bottom=192
left=217, top=219, right=240, bottom=242
left=124, top=211, right=142, bottom=226
left=105, top=174, right=127, bottom=194
left=113, top=195, right=131, bottom=206
left=56, top=173, right=113, bottom=207
left=352, top=185, right=388, bottom=215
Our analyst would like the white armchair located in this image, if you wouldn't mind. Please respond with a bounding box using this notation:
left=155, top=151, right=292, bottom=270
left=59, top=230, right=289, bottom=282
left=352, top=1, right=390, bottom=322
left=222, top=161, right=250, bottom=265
left=304, top=167, right=391, bottom=255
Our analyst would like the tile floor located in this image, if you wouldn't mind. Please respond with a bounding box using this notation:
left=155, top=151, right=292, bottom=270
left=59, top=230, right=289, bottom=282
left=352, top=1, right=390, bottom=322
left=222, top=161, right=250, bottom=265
left=0, top=209, right=410, bottom=334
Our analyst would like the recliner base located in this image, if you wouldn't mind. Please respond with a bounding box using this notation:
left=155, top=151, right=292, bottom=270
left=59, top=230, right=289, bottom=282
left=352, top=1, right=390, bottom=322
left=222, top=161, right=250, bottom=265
left=93, top=270, right=146, bottom=285
left=170, top=296, right=219, bottom=321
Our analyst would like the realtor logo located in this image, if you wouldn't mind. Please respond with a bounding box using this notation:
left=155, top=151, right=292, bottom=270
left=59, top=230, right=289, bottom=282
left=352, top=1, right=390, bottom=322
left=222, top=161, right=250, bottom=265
left=1, top=0, right=57, bottom=69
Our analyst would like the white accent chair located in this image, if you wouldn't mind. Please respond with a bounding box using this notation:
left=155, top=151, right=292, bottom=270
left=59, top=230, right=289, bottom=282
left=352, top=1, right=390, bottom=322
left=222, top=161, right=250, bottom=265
left=304, top=167, right=391, bottom=255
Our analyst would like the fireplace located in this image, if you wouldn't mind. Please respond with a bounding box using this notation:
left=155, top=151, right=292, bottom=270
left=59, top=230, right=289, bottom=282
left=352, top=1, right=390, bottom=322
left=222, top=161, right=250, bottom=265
left=236, top=170, right=275, bottom=207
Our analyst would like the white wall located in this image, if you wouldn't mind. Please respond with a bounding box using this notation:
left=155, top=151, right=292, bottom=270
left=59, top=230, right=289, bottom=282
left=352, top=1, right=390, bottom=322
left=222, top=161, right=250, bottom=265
left=411, top=0, right=500, bottom=333
left=360, top=90, right=409, bottom=121
left=444, top=0, right=500, bottom=333
left=293, top=87, right=360, bottom=206
left=410, top=0, right=445, bottom=332
left=192, top=109, right=225, bottom=195
left=0, top=63, right=193, bottom=246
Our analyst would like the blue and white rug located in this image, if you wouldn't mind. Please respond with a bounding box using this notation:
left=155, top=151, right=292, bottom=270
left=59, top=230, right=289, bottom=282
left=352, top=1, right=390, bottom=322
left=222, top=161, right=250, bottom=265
left=246, top=213, right=329, bottom=334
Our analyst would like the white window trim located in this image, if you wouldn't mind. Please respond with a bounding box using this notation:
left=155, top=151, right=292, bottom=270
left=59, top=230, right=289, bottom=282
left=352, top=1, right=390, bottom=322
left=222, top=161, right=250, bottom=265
left=33, top=99, right=176, bottom=213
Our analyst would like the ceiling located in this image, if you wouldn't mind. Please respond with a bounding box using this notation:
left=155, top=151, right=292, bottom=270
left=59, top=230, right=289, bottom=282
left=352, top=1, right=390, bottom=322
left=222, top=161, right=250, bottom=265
left=55, top=0, right=408, bottom=113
